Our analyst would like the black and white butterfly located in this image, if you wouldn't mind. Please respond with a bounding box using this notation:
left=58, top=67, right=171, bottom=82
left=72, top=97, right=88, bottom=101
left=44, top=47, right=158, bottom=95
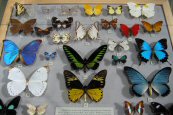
left=51, top=17, right=73, bottom=29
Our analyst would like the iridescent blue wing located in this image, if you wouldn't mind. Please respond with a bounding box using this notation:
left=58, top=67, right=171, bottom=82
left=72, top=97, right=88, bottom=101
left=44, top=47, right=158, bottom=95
left=124, top=66, right=148, bottom=96
left=44, top=52, right=51, bottom=60
left=151, top=67, right=171, bottom=96
left=21, top=40, right=42, bottom=65
left=3, top=40, right=19, bottom=65
left=135, top=38, right=152, bottom=63
left=154, top=39, right=168, bottom=63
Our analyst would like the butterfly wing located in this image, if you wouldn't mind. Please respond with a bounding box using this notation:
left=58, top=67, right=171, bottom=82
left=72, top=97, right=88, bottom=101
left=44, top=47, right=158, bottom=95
left=50, top=52, right=57, bottom=59
left=112, top=55, right=119, bottom=65
left=150, top=102, right=169, bottom=115
left=154, top=39, right=168, bottom=63
left=0, top=98, right=5, bottom=115
left=135, top=38, right=152, bottom=63
left=44, top=52, right=51, bottom=60
left=86, top=45, right=107, bottom=71
left=124, top=101, right=134, bottom=115
left=86, top=70, right=107, bottom=102
left=15, top=2, right=26, bottom=16
left=119, top=55, right=127, bottom=64
left=28, top=67, right=48, bottom=96
left=3, top=40, right=19, bottom=65
left=10, top=19, right=22, bottom=35
left=23, top=19, right=36, bottom=35
left=141, top=21, right=153, bottom=32
left=84, top=4, right=94, bottom=16
left=124, top=66, right=148, bottom=96
left=101, top=19, right=111, bottom=29
left=115, top=5, right=123, bottom=15
left=21, top=40, right=42, bottom=65
left=37, top=104, right=47, bottom=115
left=63, top=45, right=84, bottom=70
left=6, top=96, right=21, bottom=115
left=151, top=67, right=171, bottom=96
left=127, top=2, right=142, bottom=18
left=26, top=104, right=36, bottom=115
left=88, top=24, right=99, bottom=40
left=120, top=24, right=130, bottom=38
left=64, top=70, right=84, bottom=102
left=108, top=40, right=117, bottom=51
left=107, top=5, right=115, bottom=15
left=61, top=33, right=70, bottom=44
left=119, top=40, right=129, bottom=51
left=94, top=5, right=103, bottom=16
left=142, top=3, right=155, bottom=18
left=135, top=101, right=144, bottom=115
left=153, top=21, right=163, bottom=32
left=131, top=24, right=140, bottom=37
left=7, top=67, right=26, bottom=96
left=110, top=18, right=118, bottom=29
left=75, top=23, right=86, bottom=40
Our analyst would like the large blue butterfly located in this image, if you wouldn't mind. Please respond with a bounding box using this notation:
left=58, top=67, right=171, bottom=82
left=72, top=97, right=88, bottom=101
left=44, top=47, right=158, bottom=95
left=124, top=66, right=171, bottom=97
left=3, top=40, right=42, bottom=65
left=135, top=38, right=168, bottom=64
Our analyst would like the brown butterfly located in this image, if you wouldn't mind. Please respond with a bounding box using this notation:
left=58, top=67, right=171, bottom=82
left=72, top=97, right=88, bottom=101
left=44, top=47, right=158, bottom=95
left=34, top=27, right=53, bottom=36
left=142, top=21, right=163, bottom=33
left=10, top=19, right=36, bottom=35
left=101, top=18, right=118, bottom=30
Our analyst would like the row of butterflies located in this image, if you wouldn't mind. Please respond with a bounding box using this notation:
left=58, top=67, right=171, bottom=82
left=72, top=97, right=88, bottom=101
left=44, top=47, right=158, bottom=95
left=1, top=96, right=173, bottom=115
left=16, top=2, right=156, bottom=19
left=10, top=18, right=163, bottom=40
left=2, top=37, right=170, bottom=66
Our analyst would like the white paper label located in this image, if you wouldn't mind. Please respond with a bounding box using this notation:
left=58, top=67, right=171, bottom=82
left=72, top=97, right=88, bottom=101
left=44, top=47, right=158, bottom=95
left=55, top=107, right=114, bottom=115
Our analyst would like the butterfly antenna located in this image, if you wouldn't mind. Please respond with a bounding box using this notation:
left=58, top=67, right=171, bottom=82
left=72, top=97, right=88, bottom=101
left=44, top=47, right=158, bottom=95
left=167, top=60, right=172, bottom=65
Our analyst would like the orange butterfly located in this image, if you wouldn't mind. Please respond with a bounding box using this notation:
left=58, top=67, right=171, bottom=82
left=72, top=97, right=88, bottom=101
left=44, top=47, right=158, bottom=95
left=142, top=21, right=163, bottom=33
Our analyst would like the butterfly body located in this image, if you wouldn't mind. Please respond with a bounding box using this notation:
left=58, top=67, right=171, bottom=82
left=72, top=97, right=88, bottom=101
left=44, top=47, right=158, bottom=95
left=124, top=66, right=171, bottom=97
left=63, top=45, right=107, bottom=73
left=0, top=96, right=21, bottom=115
left=3, top=40, right=42, bottom=66
left=84, top=4, right=103, bottom=16
left=64, top=70, right=107, bottom=102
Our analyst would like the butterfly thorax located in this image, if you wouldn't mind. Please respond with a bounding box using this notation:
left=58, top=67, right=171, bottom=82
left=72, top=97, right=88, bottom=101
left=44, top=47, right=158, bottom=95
left=148, top=82, right=153, bottom=96
left=83, top=59, right=88, bottom=72
left=83, top=86, right=88, bottom=93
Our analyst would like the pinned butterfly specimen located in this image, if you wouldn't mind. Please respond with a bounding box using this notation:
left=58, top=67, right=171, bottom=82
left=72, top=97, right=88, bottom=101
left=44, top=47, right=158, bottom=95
left=107, top=5, right=123, bottom=15
left=84, top=4, right=103, bottom=16
left=112, top=55, right=127, bottom=65
left=34, top=27, right=53, bottom=36
left=135, top=38, right=169, bottom=65
left=108, top=40, right=129, bottom=52
left=15, top=2, right=26, bottom=16
left=127, top=2, right=155, bottom=18
left=101, top=19, right=118, bottom=30
left=0, top=96, right=21, bottom=115
left=44, top=52, right=57, bottom=60
left=51, top=32, right=70, bottom=44
left=150, top=102, right=173, bottom=115
left=142, top=21, right=163, bottom=33
left=61, top=5, right=79, bottom=15
left=10, top=19, right=36, bottom=35
left=51, top=17, right=73, bottom=29
left=124, top=66, right=171, bottom=97
left=64, top=70, right=107, bottom=102
left=27, top=104, right=48, bottom=115
left=63, top=45, right=107, bottom=73
left=124, top=101, right=144, bottom=115
left=7, top=67, right=48, bottom=97
left=75, top=21, right=99, bottom=40
left=3, top=40, right=42, bottom=66
left=120, top=24, right=140, bottom=38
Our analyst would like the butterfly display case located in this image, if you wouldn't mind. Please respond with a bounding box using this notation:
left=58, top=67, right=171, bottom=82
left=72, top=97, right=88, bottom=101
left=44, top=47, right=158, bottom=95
left=0, top=0, right=173, bottom=115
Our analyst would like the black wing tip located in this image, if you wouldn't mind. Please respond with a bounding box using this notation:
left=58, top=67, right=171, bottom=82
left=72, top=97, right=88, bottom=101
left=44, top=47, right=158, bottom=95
left=161, top=88, right=170, bottom=97
left=64, top=70, right=71, bottom=74
left=124, top=66, right=132, bottom=71
left=131, top=87, right=143, bottom=97
left=100, top=69, right=107, bottom=74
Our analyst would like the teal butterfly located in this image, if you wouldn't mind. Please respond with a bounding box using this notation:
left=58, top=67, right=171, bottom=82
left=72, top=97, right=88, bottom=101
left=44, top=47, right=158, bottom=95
left=63, top=45, right=107, bottom=73
left=112, top=55, right=127, bottom=65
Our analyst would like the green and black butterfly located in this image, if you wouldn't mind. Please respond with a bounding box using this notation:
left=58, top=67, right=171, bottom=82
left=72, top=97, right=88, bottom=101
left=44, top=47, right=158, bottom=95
left=63, top=45, right=107, bottom=73
left=112, top=55, right=127, bottom=65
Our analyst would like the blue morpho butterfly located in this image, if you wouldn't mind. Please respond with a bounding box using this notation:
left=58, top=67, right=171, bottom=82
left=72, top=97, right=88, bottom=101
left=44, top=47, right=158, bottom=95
left=44, top=52, right=57, bottom=60
left=112, top=55, right=127, bottom=65
left=0, top=96, right=21, bottom=115
left=124, top=66, right=171, bottom=97
left=135, top=38, right=170, bottom=65
left=3, top=40, right=42, bottom=66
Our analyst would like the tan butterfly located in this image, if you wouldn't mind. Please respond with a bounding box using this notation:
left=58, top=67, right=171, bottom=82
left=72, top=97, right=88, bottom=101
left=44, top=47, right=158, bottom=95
left=51, top=32, right=70, bottom=44
left=27, top=104, right=47, bottom=115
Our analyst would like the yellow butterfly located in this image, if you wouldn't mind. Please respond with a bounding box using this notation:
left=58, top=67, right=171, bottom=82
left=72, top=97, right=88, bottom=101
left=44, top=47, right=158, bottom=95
left=64, top=70, right=107, bottom=103
left=84, top=4, right=103, bottom=16
left=15, top=2, right=26, bottom=16
left=107, top=5, right=123, bottom=15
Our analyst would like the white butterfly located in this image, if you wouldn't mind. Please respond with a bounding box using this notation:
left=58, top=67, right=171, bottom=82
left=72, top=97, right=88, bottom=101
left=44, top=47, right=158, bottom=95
left=75, top=21, right=99, bottom=40
left=108, top=40, right=129, bottom=52
left=27, top=104, right=47, bottom=115
left=51, top=32, right=70, bottom=44
left=127, top=2, right=155, bottom=18
left=7, top=67, right=48, bottom=97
